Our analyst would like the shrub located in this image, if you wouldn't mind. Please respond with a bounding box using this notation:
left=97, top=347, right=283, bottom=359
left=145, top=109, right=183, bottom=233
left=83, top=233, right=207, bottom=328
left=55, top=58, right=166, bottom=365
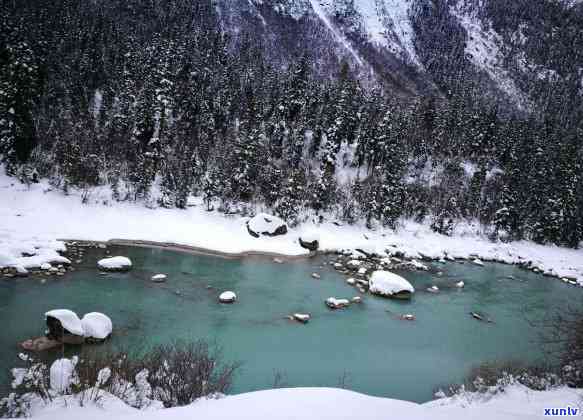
left=1, top=341, right=240, bottom=417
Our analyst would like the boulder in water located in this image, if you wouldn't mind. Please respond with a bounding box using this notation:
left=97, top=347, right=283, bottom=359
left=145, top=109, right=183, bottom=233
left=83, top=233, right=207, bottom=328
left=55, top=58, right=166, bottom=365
left=97, top=256, right=132, bottom=271
left=325, top=297, right=350, bottom=310
left=369, top=271, right=415, bottom=300
left=293, top=313, right=311, bottom=324
left=219, top=291, right=237, bottom=303
left=151, top=274, right=167, bottom=282
left=81, top=312, right=112, bottom=341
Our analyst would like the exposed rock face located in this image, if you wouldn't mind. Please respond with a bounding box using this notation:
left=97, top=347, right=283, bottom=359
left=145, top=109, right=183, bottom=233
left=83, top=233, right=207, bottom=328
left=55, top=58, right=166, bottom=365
left=247, top=213, right=288, bottom=238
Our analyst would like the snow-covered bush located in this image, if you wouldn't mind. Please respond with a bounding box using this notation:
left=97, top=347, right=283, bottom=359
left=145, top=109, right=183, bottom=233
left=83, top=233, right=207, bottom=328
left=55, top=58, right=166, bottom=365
left=1, top=341, right=239, bottom=416
left=434, top=360, right=562, bottom=403
left=0, top=355, right=51, bottom=418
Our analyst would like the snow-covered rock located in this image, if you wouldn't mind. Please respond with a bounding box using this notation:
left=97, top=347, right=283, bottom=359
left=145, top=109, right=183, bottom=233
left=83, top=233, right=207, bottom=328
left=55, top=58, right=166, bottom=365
left=50, top=358, right=77, bottom=393
left=325, top=297, right=350, bottom=309
left=299, top=230, right=320, bottom=251
left=151, top=274, right=167, bottom=282
left=427, top=285, right=439, bottom=293
left=81, top=312, right=112, bottom=340
left=456, top=281, right=465, bottom=288
left=247, top=213, right=288, bottom=238
left=369, top=271, right=415, bottom=299
left=293, top=313, right=311, bottom=324
left=473, top=258, right=485, bottom=267
left=40, top=263, right=51, bottom=270
left=45, top=309, right=84, bottom=336
left=98, top=256, right=132, bottom=271
left=219, top=291, right=237, bottom=303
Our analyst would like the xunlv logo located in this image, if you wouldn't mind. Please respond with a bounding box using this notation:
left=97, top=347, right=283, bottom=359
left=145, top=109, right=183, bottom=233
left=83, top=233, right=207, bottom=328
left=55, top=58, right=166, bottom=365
left=544, top=407, right=580, bottom=416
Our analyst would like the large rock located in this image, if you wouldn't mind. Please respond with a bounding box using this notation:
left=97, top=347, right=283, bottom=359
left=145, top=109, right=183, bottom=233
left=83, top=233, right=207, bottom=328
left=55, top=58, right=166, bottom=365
left=97, top=256, right=132, bottom=271
left=369, top=271, right=415, bottom=300
left=81, top=312, right=113, bottom=341
left=299, top=231, right=320, bottom=251
left=219, top=291, right=237, bottom=303
left=247, top=213, right=288, bottom=238
left=45, top=309, right=84, bottom=336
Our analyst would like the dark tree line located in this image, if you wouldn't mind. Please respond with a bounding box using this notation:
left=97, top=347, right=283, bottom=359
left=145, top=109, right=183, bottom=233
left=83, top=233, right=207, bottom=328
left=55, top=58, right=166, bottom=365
left=1, top=0, right=582, bottom=247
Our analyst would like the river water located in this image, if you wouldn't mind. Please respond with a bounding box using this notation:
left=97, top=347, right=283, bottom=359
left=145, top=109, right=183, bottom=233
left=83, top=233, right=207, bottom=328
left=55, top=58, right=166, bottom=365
left=0, top=245, right=577, bottom=402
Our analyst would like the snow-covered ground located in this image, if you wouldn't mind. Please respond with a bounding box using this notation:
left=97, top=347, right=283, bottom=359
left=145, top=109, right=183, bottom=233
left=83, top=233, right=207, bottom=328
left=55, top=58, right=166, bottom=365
left=1, top=171, right=582, bottom=284
left=22, top=385, right=583, bottom=420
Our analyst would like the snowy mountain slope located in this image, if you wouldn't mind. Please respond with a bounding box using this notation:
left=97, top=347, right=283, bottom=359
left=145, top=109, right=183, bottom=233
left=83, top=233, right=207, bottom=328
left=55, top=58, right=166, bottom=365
left=219, top=0, right=582, bottom=111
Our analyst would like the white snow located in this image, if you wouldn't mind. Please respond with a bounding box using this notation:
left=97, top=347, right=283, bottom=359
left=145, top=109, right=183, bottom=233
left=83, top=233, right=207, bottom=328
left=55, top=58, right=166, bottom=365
left=98, top=256, right=132, bottom=270
left=45, top=309, right=84, bottom=336
left=247, top=213, right=287, bottom=237
left=25, top=385, right=583, bottom=420
left=360, top=0, right=420, bottom=66
left=219, top=291, right=237, bottom=303
left=81, top=312, right=113, bottom=340
left=299, top=230, right=320, bottom=243
left=50, top=358, right=77, bottom=393
left=369, top=271, right=415, bottom=296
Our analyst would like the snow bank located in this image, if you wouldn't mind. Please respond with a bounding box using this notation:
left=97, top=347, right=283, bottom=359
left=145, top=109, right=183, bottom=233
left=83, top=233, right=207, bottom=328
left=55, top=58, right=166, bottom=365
left=50, top=358, right=77, bottom=393
left=81, top=312, right=112, bottom=340
left=45, top=309, right=84, bottom=336
left=98, top=256, right=132, bottom=271
left=369, top=271, right=415, bottom=297
left=0, top=234, right=69, bottom=272
left=27, top=386, right=583, bottom=420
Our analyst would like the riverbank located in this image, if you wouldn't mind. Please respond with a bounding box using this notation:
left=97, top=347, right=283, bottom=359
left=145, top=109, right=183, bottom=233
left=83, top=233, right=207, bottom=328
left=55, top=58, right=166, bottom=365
left=1, top=171, right=583, bottom=284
